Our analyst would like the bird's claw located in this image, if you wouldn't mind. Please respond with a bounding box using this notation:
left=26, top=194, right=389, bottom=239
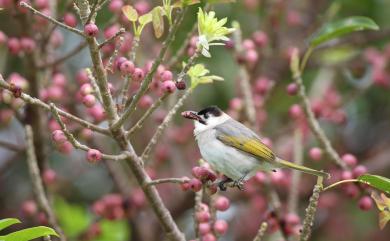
left=218, top=181, right=227, bottom=191
left=232, top=180, right=244, bottom=191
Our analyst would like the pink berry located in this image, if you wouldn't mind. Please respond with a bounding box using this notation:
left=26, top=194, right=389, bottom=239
left=132, top=68, right=145, bottom=82
left=344, top=184, right=359, bottom=198
left=358, top=196, right=373, bottom=211
left=42, top=169, right=57, bottom=184
left=134, top=0, right=150, bottom=15
left=84, top=23, right=99, bottom=37
left=199, top=223, right=211, bottom=235
left=309, top=147, right=322, bottom=161
left=52, top=130, right=67, bottom=144
left=189, top=178, right=202, bottom=192
left=80, top=83, right=93, bottom=96
left=120, top=60, right=135, bottom=75
left=58, top=141, right=73, bottom=154
left=252, top=31, right=268, bottom=47
left=20, top=37, right=36, bottom=53
left=22, top=200, right=37, bottom=216
left=162, top=80, right=176, bottom=93
left=196, top=211, right=210, bottom=223
left=243, top=39, right=255, bottom=50
left=108, top=0, right=123, bottom=13
left=215, top=196, right=230, bottom=211
left=180, top=182, right=191, bottom=191
left=229, top=98, right=242, bottom=111
left=245, top=49, right=258, bottom=64
left=213, top=220, right=228, bottom=235
left=286, top=83, right=298, bottom=95
left=254, top=77, right=270, bottom=95
left=0, top=31, right=7, bottom=45
left=35, top=0, right=49, bottom=9
left=202, top=233, right=216, bottom=241
left=76, top=69, right=89, bottom=84
left=341, top=170, right=353, bottom=180
left=254, top=172, right=266, bottom=183
left=353, top=165, right=367, bottom=178
left=285, top=213, right=300, bottom=226
left=161, top=70, right=173, bottom=81
left=115, top=57, right=127, bottom=70
left=289, top=104, right=302, bottom=119
left=53, top=73, right=67, bottom=87
left=83, top=94, right=96, bottom=108
left=87, top=149, right=102, bottom=163
left=7, top=37, right=21, bottom=55
left=63, top=13, right=77, bottom=27
left=139, top=95, right=153, bottom=109
left=342, top=153, right=357, bottom=167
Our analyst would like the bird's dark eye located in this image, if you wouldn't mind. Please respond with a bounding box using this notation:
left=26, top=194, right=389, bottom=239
left=204, top=113, right=209, bottom=119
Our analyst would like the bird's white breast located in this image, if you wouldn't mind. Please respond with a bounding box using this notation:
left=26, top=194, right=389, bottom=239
left=195, top=128, right=272, bottom=181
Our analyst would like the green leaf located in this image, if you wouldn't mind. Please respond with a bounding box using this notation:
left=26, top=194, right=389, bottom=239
left=207, top=0, right=236, bottom=3
left=309, top=16, right=379, bottom=47
left=138, top=12, right=153, bottom=26
left=152, top=7, right=165, bottom=38
left=0, top=218, right=21, bottom=231
left=122, top=5, right=138, bottom=22
left=93, top=220, right=130, bottom=241
left=358, top=174, right=390, bottom=194
left=1, top=226, right=58, bottom=241
left=54, top=197, right=91, bottom=238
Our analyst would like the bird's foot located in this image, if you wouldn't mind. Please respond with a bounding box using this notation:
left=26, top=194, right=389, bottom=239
left=217, top=176, right=233, bottom=191
left=232, top=180, right=244, bottom=191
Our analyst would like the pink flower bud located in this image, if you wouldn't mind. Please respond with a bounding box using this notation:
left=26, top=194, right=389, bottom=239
left=285, top=213, right=300, bottom=226
left=289, top=104, right=302, bottom=119
left=42, top=169, right=57, bottom=185
left=254, top=77, right=270, bottom=95
left=214, top=196, right=230, bottom=211
left=202, top=233, right=216, bottom=241
left=84, top=23, right=99, bottom=37
left=83, top=94, right=96, bottom=108
left=358, top=196, right=373, bottom=211
left=199, top=223, right=211, bottom=235
left=344, top=183, right=359, bottom=198
left=20, top=37, right=36, bottom=53
left=252, top=31, right=268, bottom=47
left=87, top=149, right=102, bottom=163
left=243, top=39, right=255, bottom=50
left=254, top=172, right=266, bottom=183
left=245, top=49, right=258, bottom=65
left=53, top=73, right=67, bottom=87
left=189, top=178, right=202, bottom=192
left=341, top=170, right=353, bottom=180
left=22, top=200, right=37, bottom=216
left=80, top=83, right=93, bottom=96
left=120, top=60, right=135, bottom=75
left=229, top=98, right=242, bottom=111
left=286, top=83, right=298, bottom=95
left=35, top=0, right=49, bottom=9
left=108, top=0, right=123, bottom=13
left=104, top=24, right=120, bottom=39
left=353, top=165, right=367, bottom=178
left=196, top=211, right=210, bottom=222
left=7, top=37, right=21, bottom=55
left=309, top=147, right=322, bottom=161
left=132, top=68, right=145, bottom=82
left=162, top=80, right=176, bottom=93
left=63, top=13, right=77, bottom=27
left=176, top=81, right=186, bottom=90
left=161, top=70, right=173, bottom=82
left=342, top=153, right=357, bottom=167
left=57, top=141, right=73, bottom=154
left=213, top=220, right=228, bottom=235
left=139, top=95, right=153, bottom=109
left=76, top=69, right=89, bottom=84
left=134, top=0, right=150, bottom=15
left=52, top=130, right=67, bottom=144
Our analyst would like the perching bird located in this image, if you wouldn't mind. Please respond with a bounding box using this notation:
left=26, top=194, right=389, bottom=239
left=182, top=106, right=330, bottom=191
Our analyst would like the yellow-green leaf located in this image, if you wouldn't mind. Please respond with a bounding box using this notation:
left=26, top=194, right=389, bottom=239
left=309, top=16, right=379, bottom=47
left=152, top=7, right=165, bottom=38
left=122, top=5, right=138, bottom=22
left=1, top=226, right=59, bottom=241
left=139, top=12, right=153, bottom=25
left=0, top=218, right=21, bottom=231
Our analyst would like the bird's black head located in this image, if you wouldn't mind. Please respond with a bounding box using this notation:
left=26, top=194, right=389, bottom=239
left=197, top=106, right=223, bottom=120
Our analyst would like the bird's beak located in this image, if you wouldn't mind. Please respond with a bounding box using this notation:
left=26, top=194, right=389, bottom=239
left=181, top=110, right=202, bottom=122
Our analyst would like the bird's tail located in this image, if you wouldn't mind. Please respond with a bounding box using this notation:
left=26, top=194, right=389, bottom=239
left=276, top=158, right=330, bottom=178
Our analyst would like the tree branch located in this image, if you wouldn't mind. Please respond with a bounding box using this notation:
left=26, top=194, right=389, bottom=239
left=253, top=222, right=268, bottom=241
left=146, top=177, right=189, bottom=186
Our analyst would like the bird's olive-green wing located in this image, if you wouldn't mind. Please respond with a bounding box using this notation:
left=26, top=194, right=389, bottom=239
left=214, top=119, right=275, bottom=162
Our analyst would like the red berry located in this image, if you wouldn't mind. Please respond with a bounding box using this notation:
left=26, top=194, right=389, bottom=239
left=175, top=81, right=186, bottom=90
left=214, top=196, right=230, bottom=211
left=84, top=23, right=99, bottom=37
left=120, top=60, right=135, bottom=75
left=309, top=147, right=322, bottom=161
left=358, top=196, right=373, bottom=211
left=87, top=149, right=102, bottom=163
left=342, top=154, right=357, bottom=167
left=213, top=220, right=228, bottom=235
left=132, top=68, right=145, bottom=82
left=286, top=83, right=298, bottom=96
left=189, top=178, right=202, bottom=192
left=162, top=80, right=176, bottom=93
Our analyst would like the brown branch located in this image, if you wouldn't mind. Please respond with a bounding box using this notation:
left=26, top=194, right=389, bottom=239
left=288, top=129, right=303, bottom=213
left=253, top=222, right=268, bottom=241
left=25, top=125, right=67, bottom=241
left=146, top=177, right=189, bottom=186
left=0, top=75, right=110, bottom=135
left=98, top=28, right=126, bottom=49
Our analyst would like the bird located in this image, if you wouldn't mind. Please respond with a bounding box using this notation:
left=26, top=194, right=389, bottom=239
left=181, top=106, right=330, bottom=191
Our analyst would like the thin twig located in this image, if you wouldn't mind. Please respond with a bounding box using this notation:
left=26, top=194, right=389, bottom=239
left=253, top=222, right=268, bottom=241
left=141, top=88, right=193, bottom=162
left=112, top=8, right=188, bottom=130
left=126, top=93, right=169, bottom=137
left=25, top=125, right=67, bottom=241
left=0, top=139, right=24, bottom=152
left=288, top=129, right=303, bottom=213
left=299, top=177, right=323, bottom=241
left=0, top=76, right=110, bottom=135
left=39, top=41, right=88, bottom=69
left=322, top=179, right=359, bottom=192
left=146, top=177, right=189, bottom=186
left=98, top=28, right=126, bottom=49
left=290, top=50, right=348, bottom=170
left=85, top=0, right=99, bottom=24
left=105, top=35, right=125, bottom=73
left=86, top=68, right=103, bottom=103
left=49, top=103, right=127, bottom=161
left=20, top=2, right=85, bottom=37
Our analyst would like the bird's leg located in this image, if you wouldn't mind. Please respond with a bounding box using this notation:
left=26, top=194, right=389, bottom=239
left=217, top=176, right=233, bottom=191
left=233, top=173, right=248, bottom=191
